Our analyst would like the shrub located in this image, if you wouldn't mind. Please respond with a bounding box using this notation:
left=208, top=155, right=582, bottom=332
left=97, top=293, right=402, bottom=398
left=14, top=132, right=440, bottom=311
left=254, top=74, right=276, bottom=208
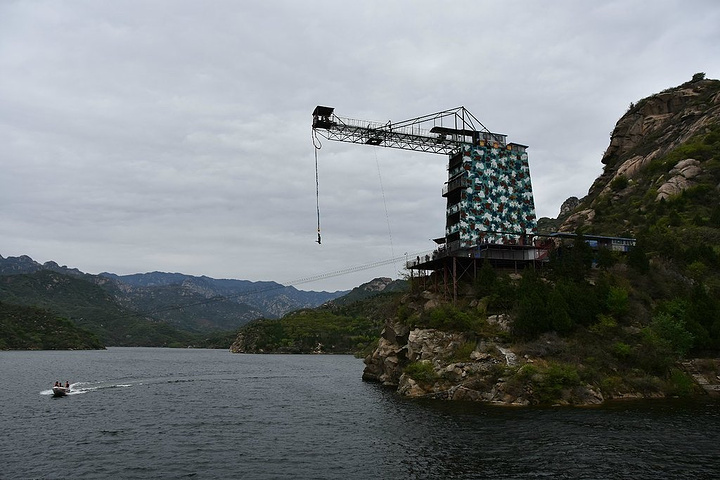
left=651, top=312, right=695, bottom=356
left=666, top=368, right=696, bottom=397
left=626, top=374, right=664, bottom=394
left=610, top=174, right=629, bottom=191
left=404, top=361, right=438, bottom=384
left=590, top=314, right=618, bottom=335
left=600, top=375, right=625, bottom=394
left=533, top=362, right=582, bottom=404
left=686, top=261, right=708, bottom=282
left=612, top=342, right=632, bottom=358
left=425, top=304, right=482, bottom=332
left=606, top=286, right=630, bottom=318
left=451, top=341, right=477, bottom=362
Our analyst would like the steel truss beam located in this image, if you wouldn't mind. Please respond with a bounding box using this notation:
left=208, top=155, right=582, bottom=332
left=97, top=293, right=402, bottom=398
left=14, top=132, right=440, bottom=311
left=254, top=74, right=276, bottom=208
left=312, top=106, right=506, bottom=155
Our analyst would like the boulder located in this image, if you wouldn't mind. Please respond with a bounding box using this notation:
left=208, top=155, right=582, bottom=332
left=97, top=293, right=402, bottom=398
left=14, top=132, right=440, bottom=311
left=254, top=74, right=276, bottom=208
left=362, top=336, right=408, bottom=385
left=407, top=328, right=468, bottom=362
left=656, top=158, right=702, bottom=200
left=487, top=314, right=511, bottom=332
left=397, top=375, right=430, bottom=397
left=560, top=208, right=595, bottom=231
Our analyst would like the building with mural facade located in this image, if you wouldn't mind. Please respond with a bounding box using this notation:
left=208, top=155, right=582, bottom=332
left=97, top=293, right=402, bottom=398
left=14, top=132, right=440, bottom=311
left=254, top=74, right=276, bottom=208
left=442, top=138, right=537, bottom=251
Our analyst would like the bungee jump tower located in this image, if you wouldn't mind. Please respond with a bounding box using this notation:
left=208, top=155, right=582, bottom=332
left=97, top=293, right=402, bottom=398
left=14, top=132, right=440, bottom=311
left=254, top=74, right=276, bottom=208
left=312, top=106, right=543, bottom=299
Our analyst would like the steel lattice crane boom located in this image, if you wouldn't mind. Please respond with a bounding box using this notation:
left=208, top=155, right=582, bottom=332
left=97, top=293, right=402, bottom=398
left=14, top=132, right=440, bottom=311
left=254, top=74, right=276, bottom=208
left=312, top=106, right=508, bottom=155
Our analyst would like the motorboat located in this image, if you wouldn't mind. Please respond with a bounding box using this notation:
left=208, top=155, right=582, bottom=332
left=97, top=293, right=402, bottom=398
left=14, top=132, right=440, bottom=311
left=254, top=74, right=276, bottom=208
left=52, top=386, right=70, bottom=397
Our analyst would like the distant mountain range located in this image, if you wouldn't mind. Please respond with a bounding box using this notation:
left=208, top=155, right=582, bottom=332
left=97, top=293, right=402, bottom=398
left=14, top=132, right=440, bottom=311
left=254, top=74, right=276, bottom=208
left=0, top=254, right=351, bottom=345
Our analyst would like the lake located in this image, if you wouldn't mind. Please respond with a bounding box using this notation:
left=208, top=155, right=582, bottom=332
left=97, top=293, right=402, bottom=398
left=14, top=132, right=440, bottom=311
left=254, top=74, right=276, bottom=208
left=1, top=348, right=719, bottom=479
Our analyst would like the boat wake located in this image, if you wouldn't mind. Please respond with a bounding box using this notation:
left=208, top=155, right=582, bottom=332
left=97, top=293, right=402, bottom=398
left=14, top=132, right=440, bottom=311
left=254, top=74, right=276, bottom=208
left=41, top=381, right=132, bottom=396
left=41, top=374, right=220, bottom=397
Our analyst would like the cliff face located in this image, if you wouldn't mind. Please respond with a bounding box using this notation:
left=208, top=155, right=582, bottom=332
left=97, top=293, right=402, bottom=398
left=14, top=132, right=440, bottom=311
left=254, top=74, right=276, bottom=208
left=561, top=75, right=720, bottom=232
left=362, top=294, right=606, bottom=406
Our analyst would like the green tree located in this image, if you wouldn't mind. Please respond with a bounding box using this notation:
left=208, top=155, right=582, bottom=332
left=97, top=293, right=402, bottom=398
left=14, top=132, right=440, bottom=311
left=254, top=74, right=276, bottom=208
left=606, top=286, right=630, bottom=319
left=548, top=288, right=573, bottom=333
left=627, top=239, right=650, bottom=273
left=474, top=261, right=497, bottom=297
left=651, top=312, right=695, bottom=356
left=685, top=286, right=720, bottom=350
left=512, top=270, right=552, bottom=337
left=555, top=278, right=603, bottom=326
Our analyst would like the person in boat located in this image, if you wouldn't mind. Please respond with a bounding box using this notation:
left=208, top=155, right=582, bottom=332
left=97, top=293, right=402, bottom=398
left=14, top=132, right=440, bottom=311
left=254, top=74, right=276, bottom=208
left=65, top=381, right=70, bottom=388
left=54, top=381, right=59, bottom=387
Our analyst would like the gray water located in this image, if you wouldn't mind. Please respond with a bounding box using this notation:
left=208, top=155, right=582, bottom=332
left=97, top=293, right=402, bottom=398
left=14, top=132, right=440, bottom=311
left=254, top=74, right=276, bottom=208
left=1, top=348, right=719, bottom=479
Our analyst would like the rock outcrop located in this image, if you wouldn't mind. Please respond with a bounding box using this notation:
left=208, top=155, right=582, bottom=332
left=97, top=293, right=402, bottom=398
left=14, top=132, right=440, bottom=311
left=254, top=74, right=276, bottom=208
left=655, top=158, right=703, bottom=200
left=558, top=196, right=581, bottom=220
left=362, top=294, right=606, bottom=406
left=362, top=318, right=410, bottom=385
left=599, top=77, right=720, bottom=171
left=560, top=75, right=720, bottom=232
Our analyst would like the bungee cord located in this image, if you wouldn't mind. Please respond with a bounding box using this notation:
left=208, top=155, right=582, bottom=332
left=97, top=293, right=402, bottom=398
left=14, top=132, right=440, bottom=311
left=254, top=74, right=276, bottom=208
left=312, top=129, right=323, bottom=244
left=374, top=148, right=397, bottom=275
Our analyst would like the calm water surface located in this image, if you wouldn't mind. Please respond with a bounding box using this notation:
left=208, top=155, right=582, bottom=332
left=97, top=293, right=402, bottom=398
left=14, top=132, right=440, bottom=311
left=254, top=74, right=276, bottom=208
left=1, top=348, right=719, bottom=479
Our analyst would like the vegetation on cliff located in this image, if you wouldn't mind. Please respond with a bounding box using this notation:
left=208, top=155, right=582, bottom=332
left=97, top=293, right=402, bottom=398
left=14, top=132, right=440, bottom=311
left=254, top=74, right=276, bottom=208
left=564, top=76, right=720, bottom=354
left=388, top=241, right=713, bottom=405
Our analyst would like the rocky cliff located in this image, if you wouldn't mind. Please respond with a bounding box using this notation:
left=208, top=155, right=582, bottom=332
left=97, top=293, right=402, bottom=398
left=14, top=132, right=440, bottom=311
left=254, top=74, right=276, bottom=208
left=561, top=74, right=720, bottom=232
left=362, top=293, right=606, bottom=406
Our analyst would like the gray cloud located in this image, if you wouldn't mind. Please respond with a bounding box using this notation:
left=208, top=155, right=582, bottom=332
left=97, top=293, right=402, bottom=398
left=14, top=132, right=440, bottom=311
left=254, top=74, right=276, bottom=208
left=1, top=0, right=719, bottom=290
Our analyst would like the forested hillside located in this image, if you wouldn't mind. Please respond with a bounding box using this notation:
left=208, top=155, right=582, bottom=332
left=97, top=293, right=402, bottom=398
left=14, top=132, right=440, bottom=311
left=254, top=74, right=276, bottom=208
left=0, top=301, right=103, bottom=350
left=0, top=270, right=196, bottom=347
left=0, top=255, right=348, bottom=348
left=230, top=280, right=405, bottom=354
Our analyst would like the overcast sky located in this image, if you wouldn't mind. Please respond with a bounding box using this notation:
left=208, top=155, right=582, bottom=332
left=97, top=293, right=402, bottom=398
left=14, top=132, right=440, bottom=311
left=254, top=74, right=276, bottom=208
left=1, top=0, right=719, bottom=291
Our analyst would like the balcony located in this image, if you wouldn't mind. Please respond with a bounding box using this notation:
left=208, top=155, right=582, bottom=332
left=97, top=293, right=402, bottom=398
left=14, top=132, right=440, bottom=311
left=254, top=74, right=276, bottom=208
left=442, top=175, right=469, bottom=196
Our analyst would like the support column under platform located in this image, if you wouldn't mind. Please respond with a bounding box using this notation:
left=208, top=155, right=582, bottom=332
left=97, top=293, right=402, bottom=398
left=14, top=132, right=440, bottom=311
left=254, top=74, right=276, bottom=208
left=407, top=244, right=547, bottom=299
